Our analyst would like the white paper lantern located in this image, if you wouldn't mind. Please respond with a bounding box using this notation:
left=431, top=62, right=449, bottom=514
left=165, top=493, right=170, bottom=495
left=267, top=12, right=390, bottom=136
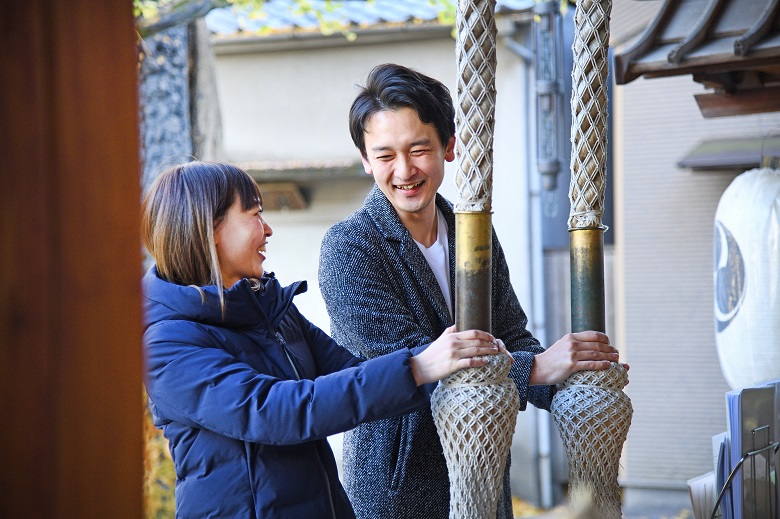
left=714, top=167, right=780, bottom=390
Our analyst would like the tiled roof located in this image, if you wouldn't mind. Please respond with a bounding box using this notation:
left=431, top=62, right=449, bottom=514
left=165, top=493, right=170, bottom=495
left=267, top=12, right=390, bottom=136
left=614, top=0, right=780, bottom=85
left=613, top=0, right=780, bottom=116
left=206, top=0, right=534, bottom=35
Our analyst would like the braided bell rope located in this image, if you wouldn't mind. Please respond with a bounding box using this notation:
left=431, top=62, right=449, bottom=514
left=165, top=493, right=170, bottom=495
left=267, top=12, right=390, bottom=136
left=551, top=364, right=632, bottom=517
left=568, top=0, right=612, bottom=230
left=431, top=1, right=521, bottom=517
left=432, top=354, right=520, bottom=519
left=454, top=0, right=496, bottom=213
left=555, top=2, right=633, bottom=517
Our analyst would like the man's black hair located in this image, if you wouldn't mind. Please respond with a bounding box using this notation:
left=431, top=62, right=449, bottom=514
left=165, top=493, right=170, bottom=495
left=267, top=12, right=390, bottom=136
left=349, top=63, right=455, bottom=157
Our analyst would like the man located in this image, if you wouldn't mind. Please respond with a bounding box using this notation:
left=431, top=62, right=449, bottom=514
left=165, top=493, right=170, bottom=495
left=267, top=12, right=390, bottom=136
left=318, top=63, right=621, bottom=519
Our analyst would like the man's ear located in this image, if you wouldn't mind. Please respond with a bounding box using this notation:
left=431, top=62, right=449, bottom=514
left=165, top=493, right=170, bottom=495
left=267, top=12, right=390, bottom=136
left=444, top=136, right=456, bottom=162
left=360, top=154, right=374, bottom=175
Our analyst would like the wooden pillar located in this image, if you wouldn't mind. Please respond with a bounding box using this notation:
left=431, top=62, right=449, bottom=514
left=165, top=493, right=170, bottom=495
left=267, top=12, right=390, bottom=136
left=0, top=2, right=143, bottom=517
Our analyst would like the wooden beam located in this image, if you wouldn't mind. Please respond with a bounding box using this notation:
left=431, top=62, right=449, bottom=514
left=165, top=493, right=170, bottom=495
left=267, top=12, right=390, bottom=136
left=695, top=86, right=780, bottom=117
left=0, top=2, right=143, bottom=518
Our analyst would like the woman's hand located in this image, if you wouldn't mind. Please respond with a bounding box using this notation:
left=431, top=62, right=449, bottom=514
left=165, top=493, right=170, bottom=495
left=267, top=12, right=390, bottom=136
left=410, top=326, right=504, bottom=386
left=529, top=330, right=624, bottom=386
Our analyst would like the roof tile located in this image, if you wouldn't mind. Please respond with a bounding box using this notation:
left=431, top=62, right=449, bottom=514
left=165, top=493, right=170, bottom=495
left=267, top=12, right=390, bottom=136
left=206, top=0, right=533, bottom=35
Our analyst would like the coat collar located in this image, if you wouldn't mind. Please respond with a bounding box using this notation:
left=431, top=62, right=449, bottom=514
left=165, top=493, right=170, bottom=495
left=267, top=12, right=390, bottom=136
left=364, top=184, right=455, bottom=241
left=364, top=185, right=456, bottom=326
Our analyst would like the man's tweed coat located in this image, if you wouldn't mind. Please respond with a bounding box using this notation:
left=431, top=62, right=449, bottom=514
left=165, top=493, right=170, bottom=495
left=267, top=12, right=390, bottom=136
left=318, top=185, right=555, bottom=519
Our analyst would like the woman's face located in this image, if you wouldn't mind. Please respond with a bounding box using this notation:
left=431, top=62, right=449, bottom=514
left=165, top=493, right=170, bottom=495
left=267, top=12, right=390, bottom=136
left=214, top=196, right=272, bottom=288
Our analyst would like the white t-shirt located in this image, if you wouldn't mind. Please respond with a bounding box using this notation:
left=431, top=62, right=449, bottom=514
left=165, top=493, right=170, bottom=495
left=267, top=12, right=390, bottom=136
left=413, top=208, right=452, bottom=318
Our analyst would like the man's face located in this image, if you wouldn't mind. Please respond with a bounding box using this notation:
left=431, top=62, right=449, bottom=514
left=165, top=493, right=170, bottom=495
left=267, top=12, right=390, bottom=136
left=360, top=107, right=455, bottom=224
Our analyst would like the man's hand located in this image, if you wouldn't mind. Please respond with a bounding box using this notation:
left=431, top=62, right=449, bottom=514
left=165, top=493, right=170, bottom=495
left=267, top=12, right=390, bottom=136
left=529, top=331, right=627, bottom=386
left=410, top=326, right=502, bottom=386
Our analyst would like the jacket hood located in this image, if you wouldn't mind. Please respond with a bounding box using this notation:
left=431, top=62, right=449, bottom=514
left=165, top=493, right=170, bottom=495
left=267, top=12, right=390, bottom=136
left=142, top=266, right=306, bottom=330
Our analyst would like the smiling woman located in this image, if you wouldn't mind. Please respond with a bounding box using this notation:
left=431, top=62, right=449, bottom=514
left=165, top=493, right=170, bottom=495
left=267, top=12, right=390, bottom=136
left=142, top=161, right=264, bottom=311
left=213, top=186, right=273, bottom=289
left=139, top=160, right=507, bottom=518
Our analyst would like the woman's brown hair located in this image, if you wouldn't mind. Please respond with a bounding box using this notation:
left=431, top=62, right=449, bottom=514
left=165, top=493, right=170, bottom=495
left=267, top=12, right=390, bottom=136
left=142, top=161, right=262, bottom=308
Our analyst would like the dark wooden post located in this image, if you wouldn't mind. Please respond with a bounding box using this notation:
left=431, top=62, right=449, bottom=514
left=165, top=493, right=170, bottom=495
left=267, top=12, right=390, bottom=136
left=0, top=2, right=143, bottom=517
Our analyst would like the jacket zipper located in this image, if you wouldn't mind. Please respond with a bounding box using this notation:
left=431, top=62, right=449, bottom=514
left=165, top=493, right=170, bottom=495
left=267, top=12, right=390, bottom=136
left=275, top=331, right=302, bottom=380
left=273, top=330, right=337, bottom=519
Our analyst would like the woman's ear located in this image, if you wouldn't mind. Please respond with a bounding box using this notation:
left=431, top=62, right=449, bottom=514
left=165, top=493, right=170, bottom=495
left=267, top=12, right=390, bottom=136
left=213, top=221, right=222, bottom=246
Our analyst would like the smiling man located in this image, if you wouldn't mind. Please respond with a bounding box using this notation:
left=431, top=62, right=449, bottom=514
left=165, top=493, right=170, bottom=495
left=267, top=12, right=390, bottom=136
left=318, top=63, right=621, bottom=519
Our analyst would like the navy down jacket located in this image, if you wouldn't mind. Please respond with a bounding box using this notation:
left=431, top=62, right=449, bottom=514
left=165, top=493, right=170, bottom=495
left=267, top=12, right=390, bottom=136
left=142, top=266, right=429, bottom=518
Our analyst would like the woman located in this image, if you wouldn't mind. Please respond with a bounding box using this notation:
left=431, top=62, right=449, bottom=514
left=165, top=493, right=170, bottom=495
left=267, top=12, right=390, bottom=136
left=141, top=161, right=506, bottom=519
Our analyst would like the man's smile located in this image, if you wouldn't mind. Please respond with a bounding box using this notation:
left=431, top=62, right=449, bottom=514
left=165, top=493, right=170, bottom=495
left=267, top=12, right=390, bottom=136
left=395, top=180, right=424, bottom=191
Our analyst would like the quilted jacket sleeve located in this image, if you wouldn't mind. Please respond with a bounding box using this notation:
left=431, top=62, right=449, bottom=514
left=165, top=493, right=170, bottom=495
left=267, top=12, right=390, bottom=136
left=295, top=307, right=436, bottom=408
left=144, top=319, right=428, bottom=446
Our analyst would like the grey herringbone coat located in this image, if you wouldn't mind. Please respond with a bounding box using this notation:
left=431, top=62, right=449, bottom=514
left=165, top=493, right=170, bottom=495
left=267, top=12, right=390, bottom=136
left=318, top=185, right=555, bottom=519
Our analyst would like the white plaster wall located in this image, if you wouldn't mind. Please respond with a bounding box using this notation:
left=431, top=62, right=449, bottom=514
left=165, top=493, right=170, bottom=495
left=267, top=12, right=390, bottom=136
left=261, top=177, right=373, bottom=333
left=215, top=38, right=459, bottom=163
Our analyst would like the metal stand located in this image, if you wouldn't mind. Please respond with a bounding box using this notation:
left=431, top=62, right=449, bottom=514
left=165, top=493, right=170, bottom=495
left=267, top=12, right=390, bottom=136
left=710, top=438, right=779, bottom=519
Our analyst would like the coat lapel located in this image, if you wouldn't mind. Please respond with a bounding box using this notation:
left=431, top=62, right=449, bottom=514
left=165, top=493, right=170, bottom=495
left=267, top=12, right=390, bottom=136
left=365, top=186, right=453, bottom=329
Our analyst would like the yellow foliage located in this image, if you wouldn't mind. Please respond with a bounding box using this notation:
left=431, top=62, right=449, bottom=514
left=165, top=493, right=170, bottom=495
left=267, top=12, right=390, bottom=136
left=143, top=390, right=176, bottom=519
left=513, top=496, right=546, bottom=517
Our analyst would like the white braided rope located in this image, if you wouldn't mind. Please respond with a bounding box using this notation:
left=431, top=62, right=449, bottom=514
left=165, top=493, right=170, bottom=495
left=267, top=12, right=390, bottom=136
left=551, top=364, right=632, bottom=518
left=555, top=1, right=633, bottom=517
left=454, top=0, right=497, bottom=213
left=432, top=5, right=521, bottom=517
left=432, top=354, right=520, bottom=519
left=568, top=0, right=612, bottom=229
